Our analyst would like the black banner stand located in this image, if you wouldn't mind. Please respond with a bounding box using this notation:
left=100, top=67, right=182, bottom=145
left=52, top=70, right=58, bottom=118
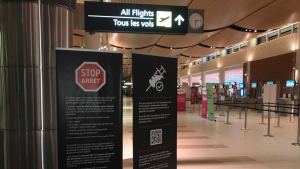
left=132, top=53, right=177, bottom=169
left=56, top=48, right=123, bottom=169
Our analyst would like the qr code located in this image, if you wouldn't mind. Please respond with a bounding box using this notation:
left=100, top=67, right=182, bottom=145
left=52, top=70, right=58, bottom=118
left=150, top=129, right=162, bottom=145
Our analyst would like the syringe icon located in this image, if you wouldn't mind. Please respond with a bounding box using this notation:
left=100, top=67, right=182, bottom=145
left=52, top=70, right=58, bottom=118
left=146, top=65, right=166, bottom=92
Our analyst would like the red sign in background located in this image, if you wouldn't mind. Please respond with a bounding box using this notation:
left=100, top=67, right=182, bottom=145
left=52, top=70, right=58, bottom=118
left=202, top=88, right=208, bottom=118
left=76, top=62, right=106, bottom=91
left=177, top=89, right=186, bottom=111
left=191, top=87, right=198, bottom=104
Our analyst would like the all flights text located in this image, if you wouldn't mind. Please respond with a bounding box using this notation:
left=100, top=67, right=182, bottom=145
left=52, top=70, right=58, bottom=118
left=113, top=9, right=155, bottom=27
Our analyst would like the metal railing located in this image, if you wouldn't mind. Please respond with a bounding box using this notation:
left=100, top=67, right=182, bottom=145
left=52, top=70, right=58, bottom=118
left=187, top=99, right=300, bottom=146
left=193, top=99, right=300, bottom=146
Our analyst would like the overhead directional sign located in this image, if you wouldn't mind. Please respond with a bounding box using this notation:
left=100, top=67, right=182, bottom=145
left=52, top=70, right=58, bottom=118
left=84, top=2, right=188, bottom=35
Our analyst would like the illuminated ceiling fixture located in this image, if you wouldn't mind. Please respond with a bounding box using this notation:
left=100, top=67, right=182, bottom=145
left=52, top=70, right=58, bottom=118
left=229, top=25, right=267, bottom=33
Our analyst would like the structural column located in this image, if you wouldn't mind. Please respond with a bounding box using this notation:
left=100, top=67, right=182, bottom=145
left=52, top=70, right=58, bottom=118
left=219, top=68, right=225, bottom=84
left=295, top=23, right=300, bottom=81
left=0, top=0, right=75, bottom=168
left=201, top=72, right=205, bottom=86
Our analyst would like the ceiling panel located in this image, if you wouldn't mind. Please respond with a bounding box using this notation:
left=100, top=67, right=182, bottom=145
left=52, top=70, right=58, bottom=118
left=108, top=47, right=153, bottom=55
left=178, top=56, right=200, bottom=64
left=188, top=0, right=214, bottom=9
left=108, top=33, right=161, bottom=48
left=102, top=0, right=192, bottom=6
left=148, top=46, right=191, bottom=56
left=236, top=0, right=300, bottom=30
left=183, top=46, right=221, bottom=57
left=78, top=0, right=191, bottom=5
left=178, top=56, right=190, bottom=64
left=133, top=46, right=153, bottom=53
left=157, top=31, right=220, bottom=47
left=190, top=0, right=274, bottom=30
left=202, top=28, right=264, bottom=47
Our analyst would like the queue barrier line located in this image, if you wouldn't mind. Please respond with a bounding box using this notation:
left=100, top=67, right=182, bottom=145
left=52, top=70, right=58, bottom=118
left=213, top=100, right=300, bottom=145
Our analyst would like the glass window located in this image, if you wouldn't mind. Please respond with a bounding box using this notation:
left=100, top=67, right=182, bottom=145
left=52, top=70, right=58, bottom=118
left=280, top=25, right=292, bottom=37
left=293, top=24, right=298, bottom=33
left=226, top=48, right=233, bottom=55
left=268, top=31, right=278, bottom=41
left=205, top=72, right=220, bottom=83
left=257, top=35, right=266, bottom=45
left=240, top=42, right=248, bottom=49
left=225, top=68, right=243, bottom=84
left=233, top=45, right=240, bottom=52
left=206, top=56, right=211, bottom=61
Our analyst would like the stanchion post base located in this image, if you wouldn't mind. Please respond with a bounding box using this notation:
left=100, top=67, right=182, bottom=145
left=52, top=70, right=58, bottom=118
left=263, top=135, right=274, bottom=137
left=224, top=122, right=231, bottom=125
left=291, top=143, right=300, bottom=146
left=241, top=128, right=250, bottom=130
left=274, top=126, right=283, bottom=128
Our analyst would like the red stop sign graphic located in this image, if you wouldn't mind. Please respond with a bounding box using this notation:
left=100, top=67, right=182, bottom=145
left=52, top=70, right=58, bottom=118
left=76, top=62, right=106, bottom=91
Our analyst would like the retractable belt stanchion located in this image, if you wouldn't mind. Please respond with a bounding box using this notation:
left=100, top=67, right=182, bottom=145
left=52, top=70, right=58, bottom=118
left=193, top=98, right=195, bottom=109
left=264, top=102, right=274, bottom=137
left=275, top=103, right=283, bottom=128
left=224, top=106, right=231, bottom=125
left=197, top=99, right=201, bottom=116
left=242, top=106, right=250, bottom=130
left=288, top=104, right=294, bottom=123
left=219, top=100, right=225, bottom=116
left=291, top=104, right=300, bottom=146
left=189, top=99, right=192, bottom=113
left=259, top=103, right=266, bottom=125
left=237, top=101, right=243, bottom=119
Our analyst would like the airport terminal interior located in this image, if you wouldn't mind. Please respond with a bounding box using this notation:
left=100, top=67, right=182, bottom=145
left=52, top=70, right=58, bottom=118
left=1, top=0, right=300, bottom=169
left=122, top=97, right=300, bottom=169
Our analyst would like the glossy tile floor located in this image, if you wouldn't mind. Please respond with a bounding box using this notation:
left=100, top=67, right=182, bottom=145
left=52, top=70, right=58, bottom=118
left=122, top=96, right=300, bottom=169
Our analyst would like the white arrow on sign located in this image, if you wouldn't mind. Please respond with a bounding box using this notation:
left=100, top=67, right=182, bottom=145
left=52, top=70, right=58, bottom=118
left=174, top=15, right=184, bottom=26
